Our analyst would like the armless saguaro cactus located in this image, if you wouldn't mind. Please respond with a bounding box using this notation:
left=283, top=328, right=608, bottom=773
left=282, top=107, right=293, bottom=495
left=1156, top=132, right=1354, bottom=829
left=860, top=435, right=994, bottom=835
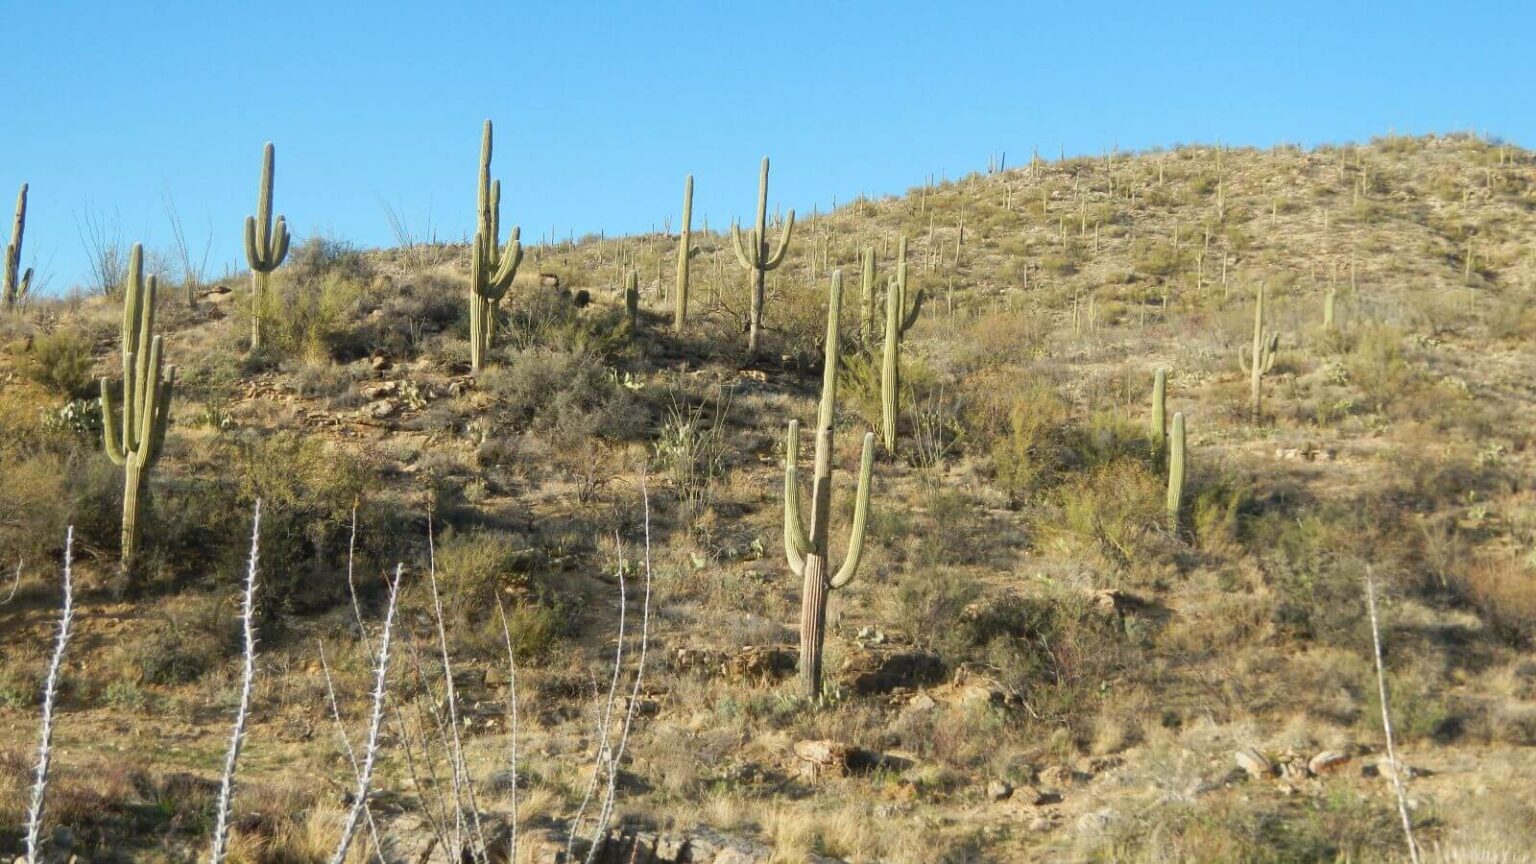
left=624, top=270, right=640, bottom=334
left=859, top=247, right=876, bottom=349
left=100, top=245, right=174, bottom=570
left=730, top=157, right=794, bottom=354
left=244, top=143, right=291, bottom=351
left=1150, top=367, right=1168, bottom=455
left=880, top=237, right=924, bottom=452
left=1166, top=412, right=1186, bottom=532
left=784, top=270, right=876, bottom=699
left=674, top=174, right=693, bottom=333
left=4, top=183, right=32, bottom=310
left=1238, top=283, right=1279, bottom=422
left=470, top=119, right=524, bottom=373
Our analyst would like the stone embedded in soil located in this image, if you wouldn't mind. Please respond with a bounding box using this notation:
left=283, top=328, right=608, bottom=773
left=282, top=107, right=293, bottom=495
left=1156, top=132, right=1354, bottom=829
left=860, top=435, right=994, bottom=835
left=1235, top=747, right=1275, bottom=779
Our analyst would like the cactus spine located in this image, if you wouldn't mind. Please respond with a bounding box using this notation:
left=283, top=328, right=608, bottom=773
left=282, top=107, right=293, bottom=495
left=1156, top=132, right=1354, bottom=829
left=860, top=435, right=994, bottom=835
left=784, top=269, right=875, bottom=699
left=4, top=183, right=32, bottom=310
left=1150, top=367, right=1168, bottom=454
left=859, top=246, right=876, bottom=349
left=470, top=120, right=524, bottom=373
left=1238, top=283, right=1279, bottom=423
left=730, top=157, right=795, bottom=354
left=880, top=237, right=924, bottom=451
left=100, top=245, right=175, bottom=568
left=1166, top=413, right=1185, bottom=531
left=674, top=174, right=693, bottom=333
left=243, top=143, right=291, bottom=351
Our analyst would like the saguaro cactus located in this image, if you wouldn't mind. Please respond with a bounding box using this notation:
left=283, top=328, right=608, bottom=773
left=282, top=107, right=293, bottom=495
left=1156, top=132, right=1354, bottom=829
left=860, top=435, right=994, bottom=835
left=1323, top=286, right=1337, bottom=330
left=730, top=157, right=795, bottom=354
left=674, top=174, right=693, bottom=333
left=100, top=245, right=175, bottom=569
left=470, top=120, right=524, bottom=373
left=1150, top=367, right=1168, bottom=454
left=859, top=246, right=876, bottom=349
left=624, top=270, right=640, bottom=334
left=880, top=237, right=924, bottom=451
left=784, top=270, right=875, bottom=699
left=4, top=183, right=32, bottom=310
left=244, top=143, right=291, bottom=351
left=1238, top=283, right=1279, bottom=422
left=1166, top=412, right=1186, bottom=532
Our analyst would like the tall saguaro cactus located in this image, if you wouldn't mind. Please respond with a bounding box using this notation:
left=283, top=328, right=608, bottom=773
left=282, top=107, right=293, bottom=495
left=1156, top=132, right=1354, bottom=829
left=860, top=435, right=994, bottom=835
left=244, top=143, right=291, bottom=351
left=784, top=270, right=876, bottom=699
left=1238, top=283, right=1279, bottom=422
left=100, top=245, right=175, bottom=569
left=470, top=119, right=524, bottom=373
left=4, top=183, right=32, bottom=310
left=859, top=246, right=876, bottom=348
left=674, top=174, right=693, bottom=333
left=1166, top=412, right=1186, bottom=532
left=1150, top=367, right=1168, bottom=454
left=730, top=156, right=795, bottom=354
left=880, top=237, right=924, bottom=451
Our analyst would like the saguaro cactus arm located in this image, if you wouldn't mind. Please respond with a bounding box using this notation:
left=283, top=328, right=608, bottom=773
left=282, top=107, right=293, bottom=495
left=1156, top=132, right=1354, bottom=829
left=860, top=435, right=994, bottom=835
left=4, top=182, right=32, bottom=307
left=784, top=419, right=812, bottom=577
left=829, top=432, right=875, bottom=589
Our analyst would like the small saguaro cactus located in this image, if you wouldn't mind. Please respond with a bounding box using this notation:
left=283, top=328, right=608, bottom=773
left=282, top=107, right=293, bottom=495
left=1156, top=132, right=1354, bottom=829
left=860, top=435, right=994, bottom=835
left=674, top=174, right=693, bottom=333
left=1238, top=283, right=1279, bottom=423
left=784, top=269, right=876, bottom=699
left=100, top=244, right=175, bottom=570
left=859, top=246, right=876, bottom=349
left=880, top=237, right=924, bottom=452
left=624, top=269, right=640, bottom=334
left=1150, top=367, right=1168, bottom=455
left=4, top=183, right=32, bottom=310
left=1166, top=412, right=1186, bottom=532
left=244, top=143, right=291, bottom=351
left=1323, top=286, right=1337, bottom=330
left=730, top=156, right=795, bottom=354
left=470, top=119, right=524, bottom=373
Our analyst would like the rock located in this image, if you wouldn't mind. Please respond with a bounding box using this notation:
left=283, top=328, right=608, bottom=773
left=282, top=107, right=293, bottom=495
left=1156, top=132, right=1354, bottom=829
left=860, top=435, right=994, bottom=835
left=366, top=399, right=398, bottom=419
left=1235, top=747, right=1274, bottom=780
left=904, top=690, right=939, bottom=713
left=1308, top=750, right=1351, bottom=775
left=836, top=647, right=944, bottom=694
left=672, top=646, right=796, bottom=683
left=793, top=739, right=850, bottom=778
left=987, top=779, right=1013, bottom=801
left=1029, top=815, right=1057, bottom=833
left=363, top=381, right=399, bottom=400
left=371, top=353, right=392, bottom=372
left=483, top=665, right=507, bottom=687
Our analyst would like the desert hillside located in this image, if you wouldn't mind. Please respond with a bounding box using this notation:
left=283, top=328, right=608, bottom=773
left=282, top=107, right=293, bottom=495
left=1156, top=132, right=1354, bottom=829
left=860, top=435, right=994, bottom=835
left=3, top=131, right=1536, bottom=863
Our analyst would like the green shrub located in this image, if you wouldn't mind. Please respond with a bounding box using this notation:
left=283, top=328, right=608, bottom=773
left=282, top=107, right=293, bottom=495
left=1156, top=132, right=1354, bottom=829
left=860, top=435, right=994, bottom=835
left=13, top=329, right=95, bottom=397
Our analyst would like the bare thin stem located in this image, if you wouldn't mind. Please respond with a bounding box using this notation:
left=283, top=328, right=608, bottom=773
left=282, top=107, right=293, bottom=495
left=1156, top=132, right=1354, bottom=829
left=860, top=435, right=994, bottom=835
left=588, top=480, right=655, bottom=863
left=2, top=558, right=20, bottom=605
left=494, top=597, right=520, bottom=864
left=210, top=502, right=262, bottom=864
left=333, top=565, right=402, bottom=864
left=1365, top=567, right=1421, bottom=864
left=567, top=532, right=628, bottom=860
left=318, top=640, right=385, bottom=863
left=24, top=529, right=73, bottom=864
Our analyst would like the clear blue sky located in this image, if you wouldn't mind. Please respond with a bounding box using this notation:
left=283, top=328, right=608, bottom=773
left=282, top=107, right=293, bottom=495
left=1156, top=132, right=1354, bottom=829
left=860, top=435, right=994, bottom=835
left=5, top=1, right=1532, bottom=293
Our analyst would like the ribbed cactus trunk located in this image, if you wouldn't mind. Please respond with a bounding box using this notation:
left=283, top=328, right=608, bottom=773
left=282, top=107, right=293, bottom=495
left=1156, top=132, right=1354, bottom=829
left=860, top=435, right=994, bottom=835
left=860, top=247, right=876, bottom=349
left=101, top=245, right=174, bottom=572
left=1150, top=367, right=1167, bottom=454
left=675, top=175, right=693, bottom=333
left=244, top=143, right=291, bottom=352
left=1166, top=412, right=1186, bottom=532
left=880, top=237, right=923, bottom=453
left=784, top=270, right=875, bottom=699
left=4, top=183, right=32, bottom=310
left=731, top=157, right=794, bottom=356
left=624, top=270, right=640, bottom=334
left=1239, top=284, right=1278, bottom=423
